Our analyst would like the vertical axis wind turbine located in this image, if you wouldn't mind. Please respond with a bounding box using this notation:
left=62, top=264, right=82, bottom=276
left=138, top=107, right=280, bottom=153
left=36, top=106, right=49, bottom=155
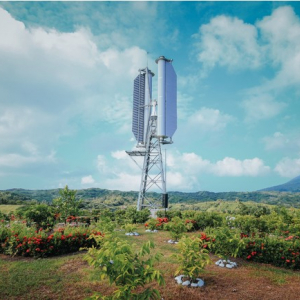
left=126, top=56, right=177, bottom=211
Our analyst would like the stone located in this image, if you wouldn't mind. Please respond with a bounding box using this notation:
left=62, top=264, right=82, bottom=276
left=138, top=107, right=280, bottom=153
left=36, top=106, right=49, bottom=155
left=134, top=232, right=140, bottom=236
left=219, top=262, right=225, bottom=267
left=182, top=280, right=190, bottom=286
left=145, top=229, right=151, bottom=232
left=226, top=264, right=233, bottom=269
left=175, top=275, right=185, bottom=285
left=196, top=278, right=205, bottom=287
left=215, top=259, right=222, bottom=265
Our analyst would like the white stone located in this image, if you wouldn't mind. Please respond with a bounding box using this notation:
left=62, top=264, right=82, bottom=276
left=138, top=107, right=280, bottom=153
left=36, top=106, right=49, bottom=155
left=182, top=280, right=190, bottom=286
left=215, top=259, right=222, bottom=265
left=153, top=230, right=158, bottom=233
left=125, top=233, right=130, bottom=236
left=145, top=229, right=151, bottom=232
left=191, top=283, right=198, bottom=287
left=226, top=264, right=233, bottom=269
left=219, top=262, right=225, bottom=267
left=196, top=278, right=205, bottom=287
left=134, top=232, right=139, bottom=236
left=231, top=262, right=237, bottom=267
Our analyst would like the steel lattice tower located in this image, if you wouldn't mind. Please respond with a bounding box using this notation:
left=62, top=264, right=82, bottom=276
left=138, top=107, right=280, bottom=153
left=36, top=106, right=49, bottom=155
left=127, top=57, right=177, bottom=211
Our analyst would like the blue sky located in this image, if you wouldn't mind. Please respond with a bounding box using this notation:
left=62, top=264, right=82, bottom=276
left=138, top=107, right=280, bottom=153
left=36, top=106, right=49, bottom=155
left=0, top=1, right=300, bottom=193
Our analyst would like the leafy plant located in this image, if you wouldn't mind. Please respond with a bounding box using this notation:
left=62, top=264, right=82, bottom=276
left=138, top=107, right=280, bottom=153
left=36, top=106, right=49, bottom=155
left=210, top=227, right=245, bottom=261
left=124, top=223, right=137, bottom=233
left=173, top=236, right=211, bottom=282
left=85, top=235, right=165, bottom=300
left=164, top=216, right=186, bottom=241
left=145, top=218, right=160, bottom=231
left=52, top=186, right=82, bottom=220
left=94, top=217, right=116, bottom=234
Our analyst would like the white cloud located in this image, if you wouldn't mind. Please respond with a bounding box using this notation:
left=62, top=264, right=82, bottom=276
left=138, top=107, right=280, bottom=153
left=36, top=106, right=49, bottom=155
left=0, top=8, right=148, bottom=180
left=263, top=132, right=289, bottom=151
left=81, top=175, right=95, bottom=185
left=105, top=173, right=141, bottom=191
left=274, top=157, right=300, bottom=178
left=94, top=150, right=270, bottom=192
left=255, top=6, right=300, bottom=91
left=262, top=131, right=300, bottom=154
left=194, top=14, right=262, bottom=71
left=111, top=150, right=128, bottom=160
left=212, top=157, right=270, bottom=177
left=97, top=155, right=107, bottom=172
left=242, top=94, right=286, bottom=122
left=188, top=107, right=233, bottom=131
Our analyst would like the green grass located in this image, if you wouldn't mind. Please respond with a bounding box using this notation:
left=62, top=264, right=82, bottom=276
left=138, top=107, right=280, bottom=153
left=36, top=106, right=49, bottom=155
left=0, top=205, right=23, bottom=214
left=247, top=262, right=300, bottom=285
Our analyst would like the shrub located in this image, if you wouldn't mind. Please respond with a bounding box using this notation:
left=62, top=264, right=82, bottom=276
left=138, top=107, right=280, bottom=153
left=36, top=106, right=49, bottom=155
left=85, top=235, right=165, bottom=300
left=124, top=207, right=150, bottom=224
left=173, top=236, right=211, bottom=282
left=193, top=212, right=224, bottom=230
left=210, top=227, right=245, bottom=261
left=0, top=222, right=102, bottom=258
left=164, top=216, right=186, bottom=241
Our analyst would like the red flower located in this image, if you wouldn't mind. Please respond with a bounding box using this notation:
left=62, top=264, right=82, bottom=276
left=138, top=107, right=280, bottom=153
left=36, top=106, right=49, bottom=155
left=247, top=255, right=252, bottom=259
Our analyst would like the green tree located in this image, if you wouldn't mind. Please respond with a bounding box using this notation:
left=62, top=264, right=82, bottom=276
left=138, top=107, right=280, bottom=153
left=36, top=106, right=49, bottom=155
left=52, top=186, right=82, bottom=220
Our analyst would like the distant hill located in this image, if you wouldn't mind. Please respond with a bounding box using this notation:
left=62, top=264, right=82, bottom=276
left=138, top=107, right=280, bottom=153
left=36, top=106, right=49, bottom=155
left=2, top=187, right=300, bottom=208
left=0, top=190, right=32, bottom=204
left=260, top=175, right=300, bottom=192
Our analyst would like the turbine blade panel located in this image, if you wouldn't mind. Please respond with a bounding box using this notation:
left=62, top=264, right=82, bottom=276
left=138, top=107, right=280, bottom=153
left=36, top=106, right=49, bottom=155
left=165, top=62, right=177, bottom=138
left=132, top=73, right=145, bottom=143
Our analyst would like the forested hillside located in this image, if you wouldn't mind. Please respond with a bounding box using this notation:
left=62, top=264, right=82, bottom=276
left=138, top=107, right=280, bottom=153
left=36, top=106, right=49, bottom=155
left=2, top=188, right=300, bottom=208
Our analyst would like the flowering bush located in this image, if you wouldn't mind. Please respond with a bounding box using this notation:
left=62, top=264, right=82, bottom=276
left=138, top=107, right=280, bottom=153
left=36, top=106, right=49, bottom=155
left=0, top=222, right=103, bottom=258
left=241, top=235, right=300, bottom=269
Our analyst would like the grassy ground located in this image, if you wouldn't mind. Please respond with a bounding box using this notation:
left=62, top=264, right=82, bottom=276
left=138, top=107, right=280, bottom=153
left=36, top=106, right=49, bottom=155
left=1, top=225, right=300, bottom=300
left=0, top=205, right=22, bottom=214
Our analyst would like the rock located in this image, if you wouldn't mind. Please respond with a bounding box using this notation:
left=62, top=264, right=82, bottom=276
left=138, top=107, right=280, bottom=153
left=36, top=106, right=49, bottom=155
left=168, top=239, right=174, bottom=244
left=215, top=259, right=222, bottom=265
left=175, top=275, right=185, bottom=285
left=182, top=280, right=190, bottom=286
left=191, top=282, right=198, bottom=287
left=231, top=262, right=237, bottom=267
left=125, top=233, right=130, bottom=236
left=219, top=262, right=225, bottom=267
left=226, top=264, right=233, bottom=269
left=145, top=229, right=151, bottom=232
left=153, top=230, right=158, bottom=233
left=133, top=232, right=139, bottom=236
left=196, top=278, right=205, bottom=287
